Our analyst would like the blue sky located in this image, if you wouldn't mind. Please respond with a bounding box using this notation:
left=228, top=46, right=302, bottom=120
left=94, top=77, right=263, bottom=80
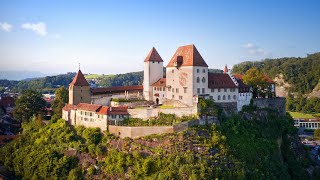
left=0, top=0, right=319, bottom=75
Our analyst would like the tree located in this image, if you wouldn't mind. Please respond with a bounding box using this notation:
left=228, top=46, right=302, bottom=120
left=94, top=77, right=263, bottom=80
left=51, top=87, right=69, bottom=120
left=314, top=129, right=320, bottom=140
left=13, top=89, right=46, bottom=122
left=243, top=67, right=269, bottom=98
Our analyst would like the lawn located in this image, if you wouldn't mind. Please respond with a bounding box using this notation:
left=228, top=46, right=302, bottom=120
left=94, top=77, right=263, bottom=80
left=288, top=111, right=320, bottom=119
left=159, top=105, right=175, bottom=109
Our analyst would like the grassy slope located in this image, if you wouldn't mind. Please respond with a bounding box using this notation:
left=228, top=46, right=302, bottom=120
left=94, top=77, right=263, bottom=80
left=289, top=111, right=320, bottom=119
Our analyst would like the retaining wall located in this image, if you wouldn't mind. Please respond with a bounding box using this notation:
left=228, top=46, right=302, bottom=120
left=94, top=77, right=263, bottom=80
left=128, top=106, right=197, bottom=120
left=108, top=118, right=217, bottom=139
left=253, top=98, right=286, bottom=115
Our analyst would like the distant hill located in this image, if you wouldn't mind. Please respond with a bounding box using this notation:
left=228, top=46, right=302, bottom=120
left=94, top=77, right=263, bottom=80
left=0, top=71, right=47, bottom=81
left=0, top=68, right=234, bottom=93
left=232, top=52, right=320, bottom=95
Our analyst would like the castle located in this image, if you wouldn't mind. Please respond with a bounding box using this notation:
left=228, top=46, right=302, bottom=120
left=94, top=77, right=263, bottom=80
left=62, top=44, right=275, bottom=130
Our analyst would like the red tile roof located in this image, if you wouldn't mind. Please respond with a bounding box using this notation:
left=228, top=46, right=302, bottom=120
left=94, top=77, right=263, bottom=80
left=0, top=96, right=15, bottom=107
left=233, top=74, right=274, bottom=83
left=144, top=47, right=163, bottom=62
left=208, top=73, right=237, bottom=88
left=76, top=103, right=102, bottom=112
left=152, top=78, right=166, bottom=87
left=91, top=85, right=143, bottom=95
left=96, top=106, right=109, bottom=115
left=108, top=106, right=129, bottom=115
left=262, top=74, right=274, bottom=83
left=62, top=104, right=76, bottom=111
left=167, top=44, right=208, bottom=67
left=70, top=70, right=90, bottom=86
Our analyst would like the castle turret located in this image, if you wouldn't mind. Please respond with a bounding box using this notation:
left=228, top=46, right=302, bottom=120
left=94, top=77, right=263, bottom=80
left=224, top=65, right=229, bottom=74
left=68, top=70, right=91, bottom=105
left=143, top=47, right=164, bottom=101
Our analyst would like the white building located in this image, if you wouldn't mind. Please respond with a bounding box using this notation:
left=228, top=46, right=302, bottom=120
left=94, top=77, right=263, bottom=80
left=143, top=44, right=253, bottom=110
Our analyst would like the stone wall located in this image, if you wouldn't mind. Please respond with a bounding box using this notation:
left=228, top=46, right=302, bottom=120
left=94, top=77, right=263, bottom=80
left=108, top=125, right=174, bottom=139
left=253, top=98, right=286, bottom=115
left=108, top=118, right=217, bottom=139
left=216, top=102, right=238, bottom=114
left=128, top=106, right=197, bottom=120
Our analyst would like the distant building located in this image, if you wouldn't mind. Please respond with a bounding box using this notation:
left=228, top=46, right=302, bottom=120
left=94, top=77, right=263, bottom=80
left=294, top=118, right=320, bottom=129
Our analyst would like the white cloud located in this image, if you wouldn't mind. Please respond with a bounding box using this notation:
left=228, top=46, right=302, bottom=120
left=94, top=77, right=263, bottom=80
left=243, top=42, right=270, bottom=57
left=0, top=22, right=13, bottom=32
left=21, top=22, right=47, bottom=36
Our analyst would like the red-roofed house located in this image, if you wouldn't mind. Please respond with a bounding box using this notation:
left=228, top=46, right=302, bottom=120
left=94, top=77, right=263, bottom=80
left=62, top=103, right=129, bottom=130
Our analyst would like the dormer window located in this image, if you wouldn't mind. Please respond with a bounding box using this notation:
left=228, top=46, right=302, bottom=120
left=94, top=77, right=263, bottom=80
left=174, top=56, right=183, bottom=67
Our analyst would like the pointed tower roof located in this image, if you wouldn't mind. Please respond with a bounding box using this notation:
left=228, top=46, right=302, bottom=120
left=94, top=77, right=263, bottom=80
left=144, top=47, right=163, bottom=62
left=224, top=65, right=228, bottom=74
left=166, top=44, right=208, bottom=67
left=70, top=70, right=90, bottom=86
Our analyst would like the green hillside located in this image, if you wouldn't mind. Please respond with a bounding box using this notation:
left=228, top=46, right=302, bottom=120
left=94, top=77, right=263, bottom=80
left=232, top=52, right=320, bottom=94
left=1, top=107, right=318, bottom=179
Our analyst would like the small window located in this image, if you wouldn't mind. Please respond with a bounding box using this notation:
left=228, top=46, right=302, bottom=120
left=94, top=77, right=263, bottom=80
left=203, top=69, right=205, bottom=73
left=202, top=88, right=205, bottom=93
left=176, top=88, right=179, bottom=93
left=228, top=95, right=231, bottom=100
left=197, top=88, right=200, bottom=94
left=197, top=69, right=199, bottom=73
left=197, top=77, right=200, bottom=83
left=233, top=95, right=236, bottom=100
left=172, top=69, right=174, bottom=73
left=218, top=88, right=221, bottom=92
left=218, top=95, right=221, bottom=100
left=202, top=77, right=206, bottom=83
left=224, top=88, right=227, bottom=92
left=223, top=95, right=226, bottom=100
left=179, top=96, right=183, bottom=100
left=184, top=87, right=187, bottom=93
left=211, top=89, right=214, bottom=92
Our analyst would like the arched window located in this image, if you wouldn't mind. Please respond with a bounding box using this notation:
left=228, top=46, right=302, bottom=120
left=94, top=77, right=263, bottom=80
left=218, top=95, right=221, bottom=100
left=223, top=95, right=226, bottom=100
left=233, top=95, right=236, bottom=100
left=197, top=77, right=200, bottom=83
left=202, top=77, right=206, bottom=83
left=228, top=95, right=231, bottom=100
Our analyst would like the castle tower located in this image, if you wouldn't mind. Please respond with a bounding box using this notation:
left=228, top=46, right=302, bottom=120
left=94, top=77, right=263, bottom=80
left=68, top=70, right=91, bottom=105
left=143, top=47, right=164, bottom=101
left=166, top=44, right=208, bottom=106
left=224, top=65, right=229, bottom=74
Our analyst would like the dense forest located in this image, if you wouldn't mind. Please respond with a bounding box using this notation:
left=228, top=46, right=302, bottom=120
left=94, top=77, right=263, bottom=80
left=232, top=52, right=320, bottom=95
left=1, top=105, right=318, bottom=179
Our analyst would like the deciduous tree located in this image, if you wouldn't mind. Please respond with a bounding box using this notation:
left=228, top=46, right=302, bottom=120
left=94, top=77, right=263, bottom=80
left=13, top=89, right=46, bottom=122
